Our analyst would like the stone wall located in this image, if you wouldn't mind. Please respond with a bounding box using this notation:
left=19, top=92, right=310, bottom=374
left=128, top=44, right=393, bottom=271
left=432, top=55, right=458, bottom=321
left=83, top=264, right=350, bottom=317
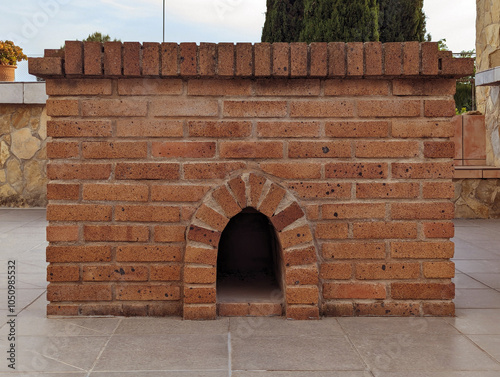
left=0, top=104, right=47, bottom=207
left=454, top=178, right=500, bottom=218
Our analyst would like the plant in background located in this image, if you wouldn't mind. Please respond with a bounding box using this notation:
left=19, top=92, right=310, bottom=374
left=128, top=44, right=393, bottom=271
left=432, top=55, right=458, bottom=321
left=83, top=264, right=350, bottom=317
left=0, top=41, right=27, bottom=66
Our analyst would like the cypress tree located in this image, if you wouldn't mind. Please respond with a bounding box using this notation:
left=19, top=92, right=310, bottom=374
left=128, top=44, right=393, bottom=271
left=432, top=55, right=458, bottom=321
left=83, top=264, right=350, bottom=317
left=378, top=0, right=426, bottom=42
left=262, top=0, right=304, bottom=43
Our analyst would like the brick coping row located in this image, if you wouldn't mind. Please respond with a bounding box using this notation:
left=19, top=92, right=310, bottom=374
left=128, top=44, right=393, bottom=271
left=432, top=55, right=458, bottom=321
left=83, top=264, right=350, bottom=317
left=29, top=41, right=474, bottom=80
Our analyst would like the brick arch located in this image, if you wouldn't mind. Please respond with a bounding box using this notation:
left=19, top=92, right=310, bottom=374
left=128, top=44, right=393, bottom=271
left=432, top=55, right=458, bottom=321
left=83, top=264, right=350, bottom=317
left=183, top=172, right=320, bottom=320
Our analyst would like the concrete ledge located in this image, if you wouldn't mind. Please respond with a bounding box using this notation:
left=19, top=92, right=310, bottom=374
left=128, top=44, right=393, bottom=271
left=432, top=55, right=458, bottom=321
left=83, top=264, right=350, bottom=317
left=476, top=66, right=500, bottom=86
left=0, top=82, right=47, bottom=104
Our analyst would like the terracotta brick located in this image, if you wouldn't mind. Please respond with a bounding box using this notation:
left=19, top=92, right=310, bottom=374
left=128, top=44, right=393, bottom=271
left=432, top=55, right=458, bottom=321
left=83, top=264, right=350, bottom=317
left=356, top=262, right=420, bottom=280
left=115, top=205, right=179, bottom=222
left=117, top=78, right=182, bottom=95
left=322, top=242, right=386, bottom=260
left=195, top=204, right=229, bottom=231
left=149, top=302, right=182, bottom=317
left=290, top=100, right=355, bottom=118
left=306, top=204, right=320, bottom=220
left=47, top=141, right=79, bottom=159
left=287, top=182, right=351, bottom=199
left=182, top=206, right=197, bottom=221
left=328, top=42, right=346, bottom=77
left=184, top=286, right=216, bottom=304
left=84, top=225, right=149, bottom=242
left=424, top=99, right=456, bottom=117
left=323, top=282, right=386, bottom=299
left=188, top=121, right=251, bottom=138
left=391, top=282, right=454, bottom=300
left=77, top=304, right=122, bottom=316
left=64, top=41, right=83, bottom=75
left=325, top=163, right=388, bottom=179
left=150, top=98, right=218, bottom=117
left=46, top=225, right=79, bottom=242
left=235, top=43, right=253, bottom=76
left=46, top=79, right=112, bottom=96
left=47, top=204, right=111, bottom=222
left=255, top=79, right=320, bottom=96
left=384, top=43, right=402, bottom=75
left=28, top=57, right=63, bottom=76
left=392, top=202, right=454, bottom=220
left=82, top=141, right=147, bottom=159
left=315, top=223, right=349, bottom=240
left=257, top=121, right=320, bottom=138
left=188, top=79, right=251, bottom=96
left=84, top=41, right=102, bottom=75
left=116, top=245, right=181, bottom=262
left=142, top=42, right=160, bottom=75
left=322, top=203, right=385, bottom=220
left=220, top=141, right=283, bottom=159
left=355, top=141, right=418, bottom=158
left=271, top=202, right=304, bottom=232
left=177, top=43, right=197, bottom=76
left=353, top=222, right=418, bottom=239
left=104, top=42, right=122, bottom=76
left=217, top=303, right=249, bottom=316
left=184, top=266, right=216, bottom=284
left=392, top=162, right=454, bottom=179
left=391, top=241, right=454, bottom=259
left=320, top=263, right=352, bottom=280
left=48, top=284, right=112, bottom=301
left=161, top=42, right=179, bottom=76
left=184, top=246, right=217, bottom=266
left=83, top=184, right=148, bottom=202
left=151, top=185, right=210, bottom=202
left=47, top=304, right=79, bottom=316
left=248, top=173, right=266, bottom=207
left=115, top=163, right=180, bottom=180
left=358, top=99, right=420, bottom=117
left=223, top=100, right=287, bottom=118
left=198, top=43, right=216, bottom=76
left=323, top=302, right=354, bottom=317
left=154, top=225, right=186, bottom=243
left=258, top=184, right=286, bottom=217
left=355, top=302, right=420, bottom=316
left=392, top=120, right=454, bottom=138
left=356, top=182, right=419, bottom=199
left=47, top=120, right=112, bottom=138
left=403, top=41, right=420, bottom=75
left=152, top=141, right=215, bottom=158
left=288, top=141, right=351, bottom=158
left=423, top=182, right=455, bottom=199
left=283, top=246, right=317, bottom=266
left=286, top=286, right=319, bottom=304
left=217, top=43, right=234, bottom=76
left=116, top=284, right=180, bottom=300
left=421, top=42, right=439, bottom=75
left=364, top=42, right=383, bottom=76
left=150, top=265, right=182, bottom=281
left=184, top=304, right=216, bottom=320
left=254, top=43, right=271, bottom=76
left=423, top=222, right=455, bottom=238
left=393, top=79, right=456, bottom=96
left=228, top=177, right=246, bottom=208
left=46, top=99, right=79, bottom=116
left=187, top=225, right=220, bottom=247
left=47, top=265, right=80, bottom=282
left=325, top=79, right=389, bottom=96
left=422, top=302, right=455, bottom=316
left=249, top=303, right=283, bottom=317
left=212, top=186, right=241, bottom=218
left=272, top=43, right=289, bottom=77
left=310, top=42, right=328, bottom=77
left=280, top=225, right=314, bottom=248
left=325, top=121, right=389, bottom=138
left=346, top=42, right=363, bottom=76
left=47, top=246, right=112, bottom=263
left=261, top=162, right=321, bottom=179
left=81, top=99, right=147, bottom=117
left=423, top=261, right=455, bottom=279
left=290, top=43, right=307, bottom=76
left=83, top=265, right=149, bottom=281
left=47, top=163, right=111, bottom=181
left=47, top=183, right=80, bottom=200
left=123, top=42, right=141, bottom=76
left=424, top=141, right=455, bottom=159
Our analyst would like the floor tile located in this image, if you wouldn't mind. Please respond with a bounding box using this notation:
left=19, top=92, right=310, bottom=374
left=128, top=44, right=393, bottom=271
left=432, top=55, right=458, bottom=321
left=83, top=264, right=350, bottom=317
left=455, top=288, right=500, bottom=308
left=445, top=309, right=500, bottom=334
left=468, top=273, right=500, bottom=289
left=373, top=372, right=500, bottom=377
left=91, top=372, right=228, bottom=377
left=232, top=372, right=371, bottom=377
left=455, top=260, right=500, bottom=274
left=338, top=317, right=459, bottom=335
left=115, top=317, right=229, bottom=335
left=453, top=273, right=491, bottom=289
left=468, top=335, right=500, bottom=362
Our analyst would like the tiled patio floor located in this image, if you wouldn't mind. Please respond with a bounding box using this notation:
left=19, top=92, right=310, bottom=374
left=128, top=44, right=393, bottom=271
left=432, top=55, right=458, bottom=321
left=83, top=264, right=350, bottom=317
left=0, top=208, right=499, bottom=376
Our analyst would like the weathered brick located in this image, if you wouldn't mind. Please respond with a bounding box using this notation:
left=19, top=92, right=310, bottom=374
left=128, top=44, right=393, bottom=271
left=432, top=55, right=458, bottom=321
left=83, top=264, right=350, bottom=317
left=288, top=141, right=351, bottom=158
left=323, top=302, right=354, bottom=317
left=198, top=43, right=216, bottom=76
left=355, top=262, right=420, bottom=280
left=195, top=204, right=229, bottom=232
left=258, top=184, right=286, bottom=217
left=47, top=304, right=79, bottom=316
left=184, top=286, right=216, bottom=304
left=47, top=204, right=111, bottom=221
left=183, top=304, right=216, bottom=320
left=392, top=202, right=454, bottom=220
left=188, top=79, right=252, bottom=96
left=392, top=162, right=454, bottom=179
left=228, top=177, right=246, bottom=208
left=384, top=42, right=402, bottom=75
left=142, top=42, right=160, bottom=76
left=290, top=43, right=307, bottom=77
left=325, top=80, right=389, bottom=96
left=423, top=262, right=455, bottom=279
left=254, top=43, right=271, bottom=77
left=286, top=286, right=319, bottom=305
left=150, top=98, right=218, bottom=117
left=81, top=99, right=147, bottom=117
left=315, top=223, right=349, bottom=239
left=212, top=186, right=241, bottom=218
left=310, top=42, right=328, bottom=76
left=392, top=120, right=454, bottom=138
left=151, top=185, right=210, bottom=202
left=364, top=42, right=383, bottom=76
left=83, top=41, right=102, bottom=75
left=280, top=225, right=314, bottom=248
left=223, top=100, right=287, bottom=118
left=117, top=78, right=182, bottom=95
left=47, top=163, right=111, bottom=180
left=355, top=141, right=418, bottom=158
left=272, top=43, right=289, bottom=77
left=283, top=246, right=317, bottom=266
left=28, top=57, right=63, bottom=76
left=123, top=42, right=141, bottom=76
left=149, top=302, right=182, bottom=317
left=391, top=241, right=454, bottom=259
left=403, top=41, right=420, bottom=75
left=46, top=99, right=79, bottom=116
left=47, top=141, right=79, bottom=159
left=116, top=245, right=181, bottom=262
left=82, top=141, right=147, bottom=159
left=235, top=43, right=253, bottom=76
left=325, top=163, right=388, bottom=179
left=248, top=173, right=266, bottom=207
left=115, top=205, right=180, bottom=222
left=161, top=42, right=179, bottom=76
left=424, top=99, right=456, bottom=117
left=188, top=121, right=251, bottom=138
left=290, top=100, right=355, bottom=118
left=288, top=182, right=351, bottom=199
left=421, top=42, right=439, bottom=75
left=152, top=142, right=216, bottom=158
left=48, top=284, right=112, bottom=301
left=255, top=79, right=320, bottom=96
left=423, top=182, right=455, bottom=199
left=115, top=163, right=180, bottom=180
left=320, top=263, right=352, bottom=280
left=393, top=79, right=456, bottom=96
left=47, top=246, right=112, bottom=263
left=353, top=222, right=418, bottom=239
left=257, top=121, right=320, bottom=138
left=116, top=284, right=180, bottom=300
left=271, top=202, right=304, bottom=232
left=220, top=141, right=283, bottom=159
left=424, top=141, right=455, bottom=158
left=217, top=43, right=235, bottom=76
left=104, top=41, right=122, bottom=76
left=150, top=265, right=182, bottom=281
left=261, top=162, right=321, bottom=179
left=322, top=203, right=385, bottom=220
left=423, top=222, right=455, bottom=238
left=356, top=182, right=419, bottom=199
left=83, top=183, right=148, bottom=202
left=358, top=99, right=420, bottom=117
left=47, top=120, right=112, bottom=138
left=47, top=265, right=80, bottom=282
left=322, top=242, right=386, bottom=260
left=346, top=42, right=363, bottom=76
left=325, top=121, right=389, bottom=138
left=422, top=302, right=455, bottom=316
left=391, top=282, right=454, bottom=300
left=323, top=282, right=386, bottom=299
left=83, top=266, right=149, bottom=281
left=47, top=183, right=80, bottom=200
left=184, top=266, right=217, bottom=284
left=154, top=225, right=186, bottom=243
left=46, top=79, right=112, bottom=96
left=184, top=246, right=217, bottom=266
left=187, top=225, right=220, bottom=247
left=84, top=225, right=149, bottom=242
left=355, top=302, right=420, bottom=316
left=328, top=42, right=346, bottom=76
left=64, top=41, right=83, bottom=75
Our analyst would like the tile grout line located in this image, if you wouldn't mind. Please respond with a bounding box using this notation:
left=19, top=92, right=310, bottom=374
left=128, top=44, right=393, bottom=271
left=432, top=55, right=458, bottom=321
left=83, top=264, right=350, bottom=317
left=227, top=331, right=232, bottom=377
left=335, top=318, right=373, bottom=375
left=85, top=317, right=123, bottom=377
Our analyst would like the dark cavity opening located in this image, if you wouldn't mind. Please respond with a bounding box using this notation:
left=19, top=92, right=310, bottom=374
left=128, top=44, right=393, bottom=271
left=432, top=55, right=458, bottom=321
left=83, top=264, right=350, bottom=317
left=217, top=207, right=282, bottom=303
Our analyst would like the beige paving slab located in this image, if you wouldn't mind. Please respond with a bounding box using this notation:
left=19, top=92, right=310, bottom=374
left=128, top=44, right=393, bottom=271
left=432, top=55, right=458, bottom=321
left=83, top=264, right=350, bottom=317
left=453, top=273, right=491, bottom=289
left=468, top=273, right=500, bottom=289
left=455, top=288, right=500, bottom=308
left=373, top=372, right=500, bottom=377
left=91, top=372, right=228, bottom=377
left=446, top=309, right=500, bottom=334
left=338, top=317, right=459, bottom=335
left=115, top=317, right=229, bottom=335
left=232, top=372, right=371, bottom=377
left=469, top=335, right=500, bottom=362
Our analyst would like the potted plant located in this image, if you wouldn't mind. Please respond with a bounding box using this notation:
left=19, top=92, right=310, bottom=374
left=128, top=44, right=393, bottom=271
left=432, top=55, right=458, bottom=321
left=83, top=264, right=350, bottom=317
left=0, top=41, right=28, bottom=82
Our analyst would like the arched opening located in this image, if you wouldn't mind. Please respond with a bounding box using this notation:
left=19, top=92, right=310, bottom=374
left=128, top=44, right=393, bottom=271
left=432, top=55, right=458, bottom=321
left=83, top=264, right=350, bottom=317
left=217, top=207, right=283, bottom=307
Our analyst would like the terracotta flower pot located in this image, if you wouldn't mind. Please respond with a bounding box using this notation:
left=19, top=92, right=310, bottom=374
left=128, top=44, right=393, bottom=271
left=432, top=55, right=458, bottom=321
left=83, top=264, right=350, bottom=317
left=0, top=65, right=16, bottom=82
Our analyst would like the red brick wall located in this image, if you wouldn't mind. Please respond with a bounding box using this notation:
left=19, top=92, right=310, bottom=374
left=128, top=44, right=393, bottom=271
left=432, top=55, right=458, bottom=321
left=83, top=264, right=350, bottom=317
left=30, top=41, right=473, bottom=319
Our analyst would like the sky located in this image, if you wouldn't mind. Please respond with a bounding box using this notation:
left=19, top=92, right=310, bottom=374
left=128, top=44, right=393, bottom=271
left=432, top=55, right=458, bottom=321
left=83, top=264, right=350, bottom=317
left=0, top=0, right=477, bottom=80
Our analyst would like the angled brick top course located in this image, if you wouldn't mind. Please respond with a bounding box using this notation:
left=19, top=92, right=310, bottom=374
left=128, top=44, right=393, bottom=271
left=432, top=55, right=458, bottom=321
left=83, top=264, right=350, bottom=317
left=29, top=41, right=474, bottom=79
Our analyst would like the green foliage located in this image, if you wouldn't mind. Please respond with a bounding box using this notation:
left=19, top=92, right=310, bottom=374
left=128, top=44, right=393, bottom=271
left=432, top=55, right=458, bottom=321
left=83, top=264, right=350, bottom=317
left=83, top=32, right=120, bottom=43
left=299, top=0, right=379, bottom=43
left=262, top=0, right=304, bottom=42
left=0, top=40, right=27, bottom=66
left=378, top=0, right=426, bottom=42
left=437, top=38, right=449, bottom=51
